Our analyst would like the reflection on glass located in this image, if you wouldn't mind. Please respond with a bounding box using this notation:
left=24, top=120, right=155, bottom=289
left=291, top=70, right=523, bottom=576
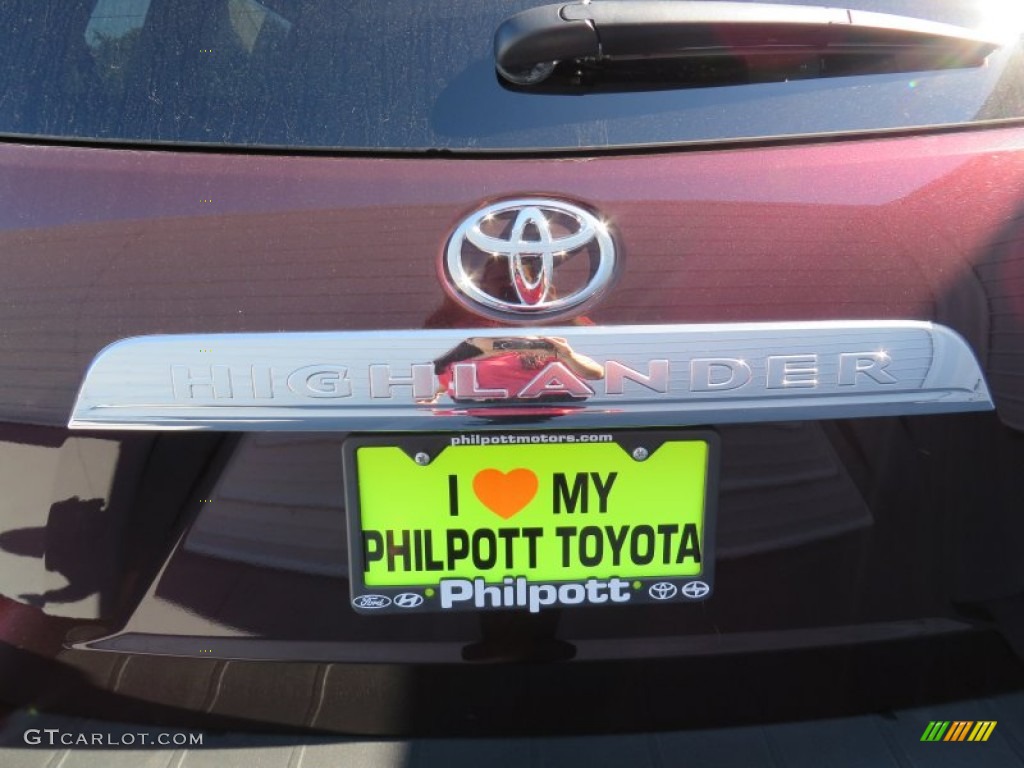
left=228, top=0, right=292, bottom=55
left=84, top=0, right=151, bottom=99
left=84, top=0, right=152, bottom=48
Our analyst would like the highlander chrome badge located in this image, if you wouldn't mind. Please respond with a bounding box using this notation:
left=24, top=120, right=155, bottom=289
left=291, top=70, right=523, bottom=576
left=443, top=198, right=616, bottom=321
left=67, top=322, right=994, bottom=432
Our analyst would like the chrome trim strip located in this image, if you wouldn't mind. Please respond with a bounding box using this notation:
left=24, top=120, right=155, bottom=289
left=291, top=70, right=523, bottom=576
left=68, top=322, right=992, bottom=431
left=76, top=618, right=973, bottom=661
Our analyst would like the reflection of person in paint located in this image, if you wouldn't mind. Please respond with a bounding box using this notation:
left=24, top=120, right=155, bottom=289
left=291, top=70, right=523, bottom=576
left=432, top=336, right=604, bottom=403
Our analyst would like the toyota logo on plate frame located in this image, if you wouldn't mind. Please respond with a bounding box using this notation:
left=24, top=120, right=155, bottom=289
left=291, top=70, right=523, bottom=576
left=442, top=198, right=617, bottom=322
left=648, top=582, right=678, bottom=600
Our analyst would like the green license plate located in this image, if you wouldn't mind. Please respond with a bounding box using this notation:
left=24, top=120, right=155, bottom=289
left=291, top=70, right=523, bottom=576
left=342, top=430, right=718, bottom=615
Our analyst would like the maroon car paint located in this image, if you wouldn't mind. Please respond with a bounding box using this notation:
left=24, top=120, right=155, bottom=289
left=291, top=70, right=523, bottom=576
left=1, top=126, right=1023, bottom=427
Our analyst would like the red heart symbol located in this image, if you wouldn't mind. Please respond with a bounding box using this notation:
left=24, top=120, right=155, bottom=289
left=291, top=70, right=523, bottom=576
left=473, top=469, right=538, bottom=519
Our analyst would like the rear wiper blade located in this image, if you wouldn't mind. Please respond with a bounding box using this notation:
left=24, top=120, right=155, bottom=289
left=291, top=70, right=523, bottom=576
left=494, top=1, right=1001, bottom=86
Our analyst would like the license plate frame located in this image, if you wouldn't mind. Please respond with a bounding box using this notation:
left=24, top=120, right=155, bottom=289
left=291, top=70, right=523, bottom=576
left=342, top=429, right=719, bottom=615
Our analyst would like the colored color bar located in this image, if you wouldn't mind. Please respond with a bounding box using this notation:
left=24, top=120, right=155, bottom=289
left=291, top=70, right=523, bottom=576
left=945, top=721, right=971, bottom=741
left=922, top=720, right=996, bottom=743
left=921, top=721, right=950, bottom=742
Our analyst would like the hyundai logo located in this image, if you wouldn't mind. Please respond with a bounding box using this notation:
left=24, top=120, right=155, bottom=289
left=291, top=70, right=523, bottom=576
left=393, top=592, right=425, bottom=608
left=443, top=198, right=617, bottom=322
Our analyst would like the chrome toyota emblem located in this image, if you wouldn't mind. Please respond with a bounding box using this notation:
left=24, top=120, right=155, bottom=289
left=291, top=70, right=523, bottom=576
left=443, top=198, right=616, bottom=321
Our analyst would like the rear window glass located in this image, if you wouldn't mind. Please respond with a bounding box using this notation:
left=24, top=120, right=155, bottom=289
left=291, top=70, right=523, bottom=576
left=0, top=0, right=1022, bottom=151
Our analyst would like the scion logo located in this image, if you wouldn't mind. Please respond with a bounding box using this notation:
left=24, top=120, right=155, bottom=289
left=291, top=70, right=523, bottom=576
left=681, top=581, right=710, bottom=599
left=443, top=198, right=616, bottom=321
left=352, top=594, right=391, bottom=610
left=393, top=592, right=425, bottom=608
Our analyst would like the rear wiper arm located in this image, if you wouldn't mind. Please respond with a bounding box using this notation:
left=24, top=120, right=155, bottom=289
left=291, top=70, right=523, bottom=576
left=495, top=1, right=1001, bottom=85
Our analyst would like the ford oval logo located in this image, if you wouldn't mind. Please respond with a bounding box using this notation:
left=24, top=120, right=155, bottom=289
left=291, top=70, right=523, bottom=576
left=443, top=198, right=617, bottom=322
left=352, top=594, right=392, bottom=610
